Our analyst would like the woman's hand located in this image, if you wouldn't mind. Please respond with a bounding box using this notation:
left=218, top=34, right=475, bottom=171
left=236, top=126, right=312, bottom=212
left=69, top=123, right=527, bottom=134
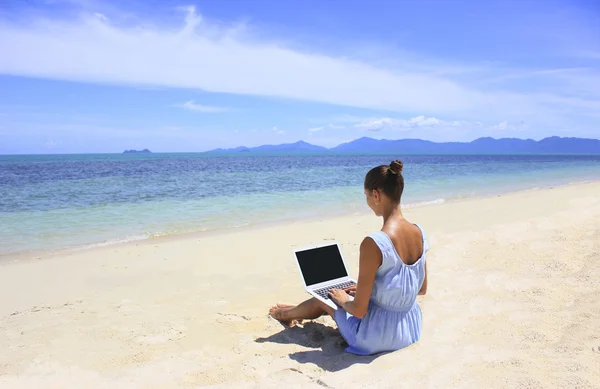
left=343, top=285, right=357, bottom=296
left=328, top=288, right=350, bottom=306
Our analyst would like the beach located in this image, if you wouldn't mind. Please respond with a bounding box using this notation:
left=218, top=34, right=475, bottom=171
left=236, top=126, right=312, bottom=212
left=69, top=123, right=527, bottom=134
left=1, top=182, right=599, bottom=388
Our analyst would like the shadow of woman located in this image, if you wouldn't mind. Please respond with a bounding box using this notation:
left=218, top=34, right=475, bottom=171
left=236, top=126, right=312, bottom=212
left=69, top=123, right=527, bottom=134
left=255, top=321, right=386, bottom=372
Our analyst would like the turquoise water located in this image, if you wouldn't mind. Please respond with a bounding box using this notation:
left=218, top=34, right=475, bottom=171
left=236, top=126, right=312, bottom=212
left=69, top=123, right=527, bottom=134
left=1, top=154, right=599, bottom=255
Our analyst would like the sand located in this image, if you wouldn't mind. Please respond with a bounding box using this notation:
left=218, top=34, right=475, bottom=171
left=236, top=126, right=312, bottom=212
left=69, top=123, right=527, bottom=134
left=1, top=182, right=599, bottom=389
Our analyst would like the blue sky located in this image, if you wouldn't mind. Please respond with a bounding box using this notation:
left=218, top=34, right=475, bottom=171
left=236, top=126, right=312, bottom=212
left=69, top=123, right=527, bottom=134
left=0, top=0, right=599, bottom=154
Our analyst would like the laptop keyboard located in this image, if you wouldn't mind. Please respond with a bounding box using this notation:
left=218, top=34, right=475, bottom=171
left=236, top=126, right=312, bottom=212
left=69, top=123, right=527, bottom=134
left=313, top=280, right=356, bottom=300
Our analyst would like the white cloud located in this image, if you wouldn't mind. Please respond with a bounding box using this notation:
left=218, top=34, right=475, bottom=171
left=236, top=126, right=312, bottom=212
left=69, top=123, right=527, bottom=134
left=0, top=5, right=529, bottom=118
left=93, top=12, right=108, bottom=21
left=355, top=118, right=396, bottom=132
left=308, top=124, right=345, bottom=133
left=488, top=120, right=528, bottom=132
left=354, top=115, right=459, bottom=132
left=177, top=100, right=229, bottom=113
left=407, top=116, right=442, bottom=127
left=490, top=121, right=508, bottom=131
left=271, top=126, right=285, bottom=135
left=0, top=4, right=598, bottom=142
left=350, top=114, right=534, bottom=139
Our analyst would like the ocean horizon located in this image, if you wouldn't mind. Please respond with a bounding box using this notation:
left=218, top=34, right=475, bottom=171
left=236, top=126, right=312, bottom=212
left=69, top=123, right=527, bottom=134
left=1, top=153, right=600, bottom=257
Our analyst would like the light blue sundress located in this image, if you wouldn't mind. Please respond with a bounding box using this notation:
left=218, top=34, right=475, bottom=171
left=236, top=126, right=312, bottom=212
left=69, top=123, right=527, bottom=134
left=333, top=224, right=429, bottom=355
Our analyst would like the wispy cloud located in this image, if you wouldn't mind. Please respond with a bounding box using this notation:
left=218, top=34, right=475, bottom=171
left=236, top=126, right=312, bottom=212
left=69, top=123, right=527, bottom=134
left=177, top=100, right=229, bottom=113
left=338, top=114, right=533, bottom=140
left=354, top=115, right=464, bottom=132
left=487, top=120, right=528, bottom=132
left=2, top=4, right=595, bottom=123
left=272, top=126, right=285, bottom=135
left=308, top=124, right=345, bottom=133
left=93, top=12, right=108, bottom=21
left=0, top=2, right=599, bottom=148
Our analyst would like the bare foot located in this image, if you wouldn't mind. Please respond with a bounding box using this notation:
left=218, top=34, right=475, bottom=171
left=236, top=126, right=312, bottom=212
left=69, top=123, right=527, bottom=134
left=269, top=304, right=298, bottom=327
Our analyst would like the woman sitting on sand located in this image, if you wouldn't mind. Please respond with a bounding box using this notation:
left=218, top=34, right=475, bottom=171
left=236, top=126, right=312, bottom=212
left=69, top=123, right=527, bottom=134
left=269, top=160, right=428, bottom=355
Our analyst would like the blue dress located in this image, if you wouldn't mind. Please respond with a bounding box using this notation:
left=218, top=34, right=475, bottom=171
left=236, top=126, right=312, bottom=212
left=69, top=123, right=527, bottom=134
left=333, top=224, right=429, bottom=355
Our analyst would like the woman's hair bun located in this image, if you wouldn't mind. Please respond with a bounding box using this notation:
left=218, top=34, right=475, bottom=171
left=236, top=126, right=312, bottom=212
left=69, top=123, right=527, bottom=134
left=389, top=160, right=404, bottom=174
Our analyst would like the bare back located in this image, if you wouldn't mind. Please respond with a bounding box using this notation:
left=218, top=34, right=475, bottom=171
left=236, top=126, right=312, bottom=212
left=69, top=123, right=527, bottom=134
left=381, top=220, right=424, bottom=265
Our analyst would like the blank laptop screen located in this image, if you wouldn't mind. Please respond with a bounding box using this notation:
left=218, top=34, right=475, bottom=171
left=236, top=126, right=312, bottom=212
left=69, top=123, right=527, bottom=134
left=296, top=244, right=348, bottom=286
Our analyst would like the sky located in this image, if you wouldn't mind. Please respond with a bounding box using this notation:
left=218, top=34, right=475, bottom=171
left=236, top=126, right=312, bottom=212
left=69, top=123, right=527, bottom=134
left=0, top=0, right=599, bottom=154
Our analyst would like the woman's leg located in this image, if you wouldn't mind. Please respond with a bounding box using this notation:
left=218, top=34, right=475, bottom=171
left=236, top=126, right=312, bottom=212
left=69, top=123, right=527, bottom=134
left=269, top=297, right=334, bottom=326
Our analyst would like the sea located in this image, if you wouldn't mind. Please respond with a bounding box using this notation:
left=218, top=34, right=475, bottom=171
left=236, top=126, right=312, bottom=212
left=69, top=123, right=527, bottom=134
left=1, top=153, right=600, bottom=256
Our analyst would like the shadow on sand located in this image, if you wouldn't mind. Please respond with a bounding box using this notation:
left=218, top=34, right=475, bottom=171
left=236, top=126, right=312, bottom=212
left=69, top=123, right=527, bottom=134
left=255, top=321, right=386, bottom=372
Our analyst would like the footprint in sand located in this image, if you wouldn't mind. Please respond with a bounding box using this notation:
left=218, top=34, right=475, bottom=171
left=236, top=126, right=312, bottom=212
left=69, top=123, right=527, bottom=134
left=10, top=300, right=83, bottom=317
left=264, top=368, right=333, bottom=388
left=216, top=312, right=252, bottom=323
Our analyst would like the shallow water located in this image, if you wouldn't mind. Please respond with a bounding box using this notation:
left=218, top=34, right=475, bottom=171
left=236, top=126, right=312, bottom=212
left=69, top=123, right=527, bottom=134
left=1, top=153, right=599, bottom=254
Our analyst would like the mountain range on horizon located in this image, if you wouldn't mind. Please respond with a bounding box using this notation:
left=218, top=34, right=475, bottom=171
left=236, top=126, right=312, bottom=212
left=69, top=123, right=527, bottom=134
left=206, top=136, right=600, bottom=155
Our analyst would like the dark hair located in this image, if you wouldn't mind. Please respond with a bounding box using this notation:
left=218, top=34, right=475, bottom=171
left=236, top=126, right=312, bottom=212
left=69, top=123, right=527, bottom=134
left=364, top=160, right=405, bottom=203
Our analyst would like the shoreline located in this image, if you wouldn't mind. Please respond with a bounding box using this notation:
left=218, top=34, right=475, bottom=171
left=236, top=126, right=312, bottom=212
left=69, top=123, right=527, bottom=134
left=2, top=178, right=598, bottom=265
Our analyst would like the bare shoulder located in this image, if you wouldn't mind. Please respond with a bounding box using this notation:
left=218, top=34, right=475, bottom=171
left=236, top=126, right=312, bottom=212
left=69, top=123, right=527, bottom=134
left=360, top=235, right=380, bottom=255
left=359, top=236, right=383, bottom=266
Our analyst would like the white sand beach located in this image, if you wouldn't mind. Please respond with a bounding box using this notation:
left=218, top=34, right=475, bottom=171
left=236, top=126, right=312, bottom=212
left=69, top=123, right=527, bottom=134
left=1, top=182, right=599, bottom=389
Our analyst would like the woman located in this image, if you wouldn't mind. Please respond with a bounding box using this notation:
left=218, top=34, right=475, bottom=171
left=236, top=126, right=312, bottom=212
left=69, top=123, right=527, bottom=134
left=269, top=160, right=429, bottom=355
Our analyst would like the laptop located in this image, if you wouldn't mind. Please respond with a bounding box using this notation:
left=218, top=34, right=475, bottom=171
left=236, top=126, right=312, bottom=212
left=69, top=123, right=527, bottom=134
left=293, top=241, right=356, bottom=310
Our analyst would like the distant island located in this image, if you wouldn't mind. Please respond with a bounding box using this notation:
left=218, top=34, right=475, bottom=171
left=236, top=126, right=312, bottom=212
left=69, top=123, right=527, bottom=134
left=123, top=149, right=151, bottom=154
left=205, top=136, right=600, bottom=155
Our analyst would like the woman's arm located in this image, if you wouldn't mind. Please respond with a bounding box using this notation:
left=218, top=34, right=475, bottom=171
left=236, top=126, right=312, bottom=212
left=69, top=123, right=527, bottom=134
left=418, top=261, right=427, bottom=295
left=334, top=237, right=382, bottom=318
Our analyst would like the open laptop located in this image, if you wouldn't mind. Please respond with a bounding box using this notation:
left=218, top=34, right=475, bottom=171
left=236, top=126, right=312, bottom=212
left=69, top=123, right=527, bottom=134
left=293, top=241, right=356, bottom=310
